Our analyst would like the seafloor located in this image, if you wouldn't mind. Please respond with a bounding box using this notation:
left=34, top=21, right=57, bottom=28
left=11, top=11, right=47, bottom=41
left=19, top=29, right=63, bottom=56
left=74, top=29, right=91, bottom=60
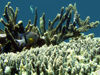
left=0, top=33, right=100, bottom=75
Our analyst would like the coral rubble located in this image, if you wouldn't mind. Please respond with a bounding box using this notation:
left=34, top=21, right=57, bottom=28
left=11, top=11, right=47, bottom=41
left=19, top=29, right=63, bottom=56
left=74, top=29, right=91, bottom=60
left=0, top=2, right=99, bottom=53
left=0, top=34, right=100, bottom=75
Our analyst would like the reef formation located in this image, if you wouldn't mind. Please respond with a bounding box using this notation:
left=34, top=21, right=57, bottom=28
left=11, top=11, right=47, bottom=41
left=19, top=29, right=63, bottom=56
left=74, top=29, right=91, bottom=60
left=0, top=2, right=99, bottom=53
left=0, top=1, right=100, bottom=75
left=0, top=34, right=100, bottom=75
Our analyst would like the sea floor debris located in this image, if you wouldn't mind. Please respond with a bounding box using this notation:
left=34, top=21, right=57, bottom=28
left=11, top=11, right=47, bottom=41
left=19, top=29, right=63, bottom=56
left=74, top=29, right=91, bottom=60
left=0, top=34, right=100, bottom=75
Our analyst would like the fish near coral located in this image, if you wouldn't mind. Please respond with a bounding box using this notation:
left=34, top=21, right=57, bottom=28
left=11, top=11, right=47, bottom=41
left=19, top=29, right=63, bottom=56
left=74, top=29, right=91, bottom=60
left=0, top=2, right=99, bottom=53
left=25, top=32, right=39, bottom=44
left=17, top=32, right=40, bottom=48
left=0, top=31, right=40, bottom=53
left=16, top=31, right=45, bottom=50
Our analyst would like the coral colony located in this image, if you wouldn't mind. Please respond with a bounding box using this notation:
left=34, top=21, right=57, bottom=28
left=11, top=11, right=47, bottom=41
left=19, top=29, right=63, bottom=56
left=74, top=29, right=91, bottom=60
left=0, top=2, right=100, bottom=75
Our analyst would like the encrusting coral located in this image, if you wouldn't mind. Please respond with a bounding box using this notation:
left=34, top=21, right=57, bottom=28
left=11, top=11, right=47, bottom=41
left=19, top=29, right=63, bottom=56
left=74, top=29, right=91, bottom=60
left=0, top=2, right=99, bottom=53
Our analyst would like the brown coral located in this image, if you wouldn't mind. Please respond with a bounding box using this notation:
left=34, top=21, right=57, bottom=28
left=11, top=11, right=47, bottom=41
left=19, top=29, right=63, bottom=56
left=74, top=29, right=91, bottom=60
left=0, top=2, right=99, bottom=53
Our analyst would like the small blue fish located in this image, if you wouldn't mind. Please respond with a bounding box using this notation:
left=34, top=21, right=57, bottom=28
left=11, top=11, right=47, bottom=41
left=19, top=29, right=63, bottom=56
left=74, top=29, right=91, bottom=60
left=30, top=5, right=34, bottom=14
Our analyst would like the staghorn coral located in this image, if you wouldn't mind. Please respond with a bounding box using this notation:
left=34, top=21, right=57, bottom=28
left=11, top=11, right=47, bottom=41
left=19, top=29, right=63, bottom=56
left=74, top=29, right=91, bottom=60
left=0, top=34, right=100, bottom=75
left=0, top=2, right=99, bottom=53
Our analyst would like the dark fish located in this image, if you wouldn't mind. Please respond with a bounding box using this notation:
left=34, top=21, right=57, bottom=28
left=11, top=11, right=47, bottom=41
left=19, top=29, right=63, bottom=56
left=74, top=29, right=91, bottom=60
left=16, top=32, right=39, bottom=46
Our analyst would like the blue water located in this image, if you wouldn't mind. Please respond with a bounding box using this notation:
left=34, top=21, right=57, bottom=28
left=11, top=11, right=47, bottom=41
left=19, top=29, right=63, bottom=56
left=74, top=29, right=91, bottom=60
left=0, top=0, right=100, bottom=37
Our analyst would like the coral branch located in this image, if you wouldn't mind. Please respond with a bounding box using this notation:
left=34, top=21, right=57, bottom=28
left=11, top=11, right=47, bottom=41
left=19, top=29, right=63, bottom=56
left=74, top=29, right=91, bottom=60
left=33, top=7, right=37, bottom=27
left=0, top=2, right=99, bottom=53
left=40, top=13, right=46, bottom=36
left=5, top=27, right=21, bottom=52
